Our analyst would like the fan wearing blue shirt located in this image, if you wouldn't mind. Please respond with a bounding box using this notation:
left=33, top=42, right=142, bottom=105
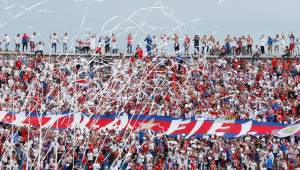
left=267, top=36, right=274, bottom=54
left=264, top=155, right=273, bottom=170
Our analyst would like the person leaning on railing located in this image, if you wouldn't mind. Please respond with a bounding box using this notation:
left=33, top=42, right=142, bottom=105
left=35, top=41, right=45, bottom=56
left=282, top=46, right=291, bottom=59
left=252, top=45, right=261, bottom=63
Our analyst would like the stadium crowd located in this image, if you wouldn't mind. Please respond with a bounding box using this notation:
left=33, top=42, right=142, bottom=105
left=0, top=54, right=300, bottom=122
left=0, top=31, right=300, bottom=169
left=0, top=124, right=300, bottom=170
left=0, top=50, right=299, bottom=169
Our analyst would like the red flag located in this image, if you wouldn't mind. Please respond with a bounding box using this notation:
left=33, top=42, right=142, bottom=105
left=2, top=113, right=16, bottom=123
left=75, top=79, right=88, bottom=84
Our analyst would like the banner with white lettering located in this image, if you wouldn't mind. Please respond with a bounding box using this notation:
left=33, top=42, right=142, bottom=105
left=0, top=111, right=299, bottom=138
left=273, top=119, right=300, bottom=138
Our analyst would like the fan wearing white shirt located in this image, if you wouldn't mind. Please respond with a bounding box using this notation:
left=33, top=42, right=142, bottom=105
left=111, top=34, right=117, bottom=54
left=50, top=32, right=59, bottom=53
left=259, top=35, right=266, bottom=54
left=62, top=33, right=68, bottom=53
left=89, top=34, right=96, bottom=52
left=14, top=34, right=21, bottom=52
left=295, top=38, right=300, bottom=56
left=29, top=32, right=37, bottom=52
left=152, top=35, right=158, bottom=56
left=160, top=34, right=169, bottom=56
left=35, top=41, right=44, bottom=56
left=3, top=34, right=10, bottom=51
left=274, top=34, right=280, bottom=55
left=280, top=34, right=286, bottom=53
left=241, top=35, right=247, bottom=55
left=92, top=162, right=100, bottom=170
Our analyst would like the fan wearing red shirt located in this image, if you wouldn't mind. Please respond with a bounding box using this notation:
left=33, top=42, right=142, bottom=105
left=15, top=59, right=22, bottom=70
left=23, top=70, right=31, bottom=82
left=210, top=161, right=217, bottom=170
left=154, top=158, right=164, bottom=170
left=130, top=56, right=136, bottom=64
left=135, top=45, right=143, bottom=59
left=232, top=58, right=240, bottom=69
left=190, top=157, right=197, bottom=170
left=235, top=38, right=243, bottom=55
left=164, top=93, right=171, bottom=103
left=97, top=152, right=105, bottom=165
left=272, top=58, right=278, bottom=69
left=127, top=33, right=133, bottom=54
left=288, top=159, right=294, bottom=170
left=136, top=163, right=144, bottom=170
left=184, top=35, right=191, bottom=55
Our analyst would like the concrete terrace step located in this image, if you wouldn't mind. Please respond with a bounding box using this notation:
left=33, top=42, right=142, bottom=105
left=1, top=51, right=300, bottom=59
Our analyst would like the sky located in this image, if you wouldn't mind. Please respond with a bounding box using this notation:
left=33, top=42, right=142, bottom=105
left=0, top=0, right=300, bottom=52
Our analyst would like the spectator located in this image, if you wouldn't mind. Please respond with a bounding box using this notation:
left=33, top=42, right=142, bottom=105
left=152, top=35, right=158, bottom=56
left=144, top=34, right=152, bottom=55
left=201, top=35, right=207, bottom=54
left=62, top=33, right=69, bottom=53
left=3, top=34, right=10, bottom=52
left=235, top=37, right=242, bottom=55
left=259, top=35, right=266, bottom=54
left=264, top=155, right=273, bottom=170
left=289, top=34, right=296, bottom=56
left=89, top=34, right=96, bottom=53
left=111, top=34, right=117, bottom=54
left=280, top=34, right=287, bottom=54
left=160, top=34, right=168, bottom=56
left=127, top=33, right=133, bottom=54
left=295, top=38, right=300, bottom=56
left=22, top=33, right=29, bottom=52
left=230, top=36, right=237, bottom=55
left=14, top=34, right=21, bottom=52
left=289, top=32, right=295, bottom=43
left=29, top=32, right=36, bottom=53
left=95, top=37, right=103, bottom=55
left=173, top=33, right=180, bottom=54
left=267, top=36, right=274, bottom=54
left=242, top=35, right=247, bottom=55
left=104, top=35, right=110, bottom=54
left=193, top=35, right=200, bottom=55
left=224, top=35, right=231, bottom=55
left=282, top=46, right=291, bottom=59
left=246, top=34, right=253, bottom=55
left=274, top=34, right=280, bottom=54
left=214, top=41, right=221, bottom=55
left=219, top=45, right=226, bottom=58
left=35, top=41, right=44, bottom=56
left=184, top=35, right=191, bottom=55
left=135, top=44, right=143, bottom=59
left=207, top=35, right=215, bottom=55
left=50, top=33, right=59, bottom=53
left=252, top=45, right=261, bottom=63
